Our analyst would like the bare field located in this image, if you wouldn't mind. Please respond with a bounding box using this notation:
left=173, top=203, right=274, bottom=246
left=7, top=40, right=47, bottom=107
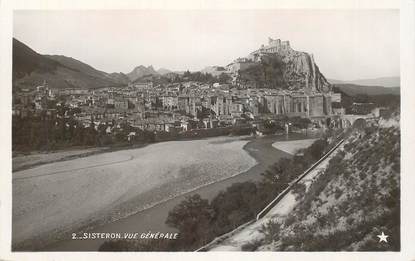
left=12, top=136, right=256, bottom=247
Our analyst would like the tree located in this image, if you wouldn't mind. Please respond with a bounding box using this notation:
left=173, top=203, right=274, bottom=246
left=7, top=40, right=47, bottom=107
left=261, top=158, right=292, bottom=186
left=165, top=194, right=213, bottom=248
left=292, top=182, right=307, bottom=201
left=217, top=73, right=232, bottom=84
left=288, top=117, right=311, bottom=130
left=304, top=138, right=328, bottom=160
left=211, top=182, right=258, bottom=233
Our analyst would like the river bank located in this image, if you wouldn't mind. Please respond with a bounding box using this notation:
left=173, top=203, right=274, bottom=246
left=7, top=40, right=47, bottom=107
left=12, top=126, right=251, bottom=172
left=272, top=138, right=318, bottom=155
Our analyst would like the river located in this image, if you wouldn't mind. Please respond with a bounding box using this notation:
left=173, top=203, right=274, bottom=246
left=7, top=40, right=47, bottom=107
left=14, top=132, right=319, bottom=251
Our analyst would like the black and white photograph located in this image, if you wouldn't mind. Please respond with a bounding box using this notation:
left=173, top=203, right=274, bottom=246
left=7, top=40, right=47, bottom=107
left=1, top=0, right=414, bottom=260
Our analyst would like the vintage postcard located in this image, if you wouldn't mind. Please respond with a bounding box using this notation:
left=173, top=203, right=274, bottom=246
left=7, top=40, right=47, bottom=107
left=1, top=0, right=414, bottom=261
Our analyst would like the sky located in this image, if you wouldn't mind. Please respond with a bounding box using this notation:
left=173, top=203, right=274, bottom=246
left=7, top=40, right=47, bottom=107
left=13, top=9, right=399, bottom=81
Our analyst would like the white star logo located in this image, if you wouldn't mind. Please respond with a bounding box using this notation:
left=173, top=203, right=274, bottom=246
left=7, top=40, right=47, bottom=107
left=377, top=232, right=389, bottom=243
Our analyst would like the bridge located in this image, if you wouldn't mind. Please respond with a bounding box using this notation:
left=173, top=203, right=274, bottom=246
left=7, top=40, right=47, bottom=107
left=327, top=114, right=373, bottom=129
left=340, top=114, right=372, bottom=125
left=309, top=114, right=373, bottom=129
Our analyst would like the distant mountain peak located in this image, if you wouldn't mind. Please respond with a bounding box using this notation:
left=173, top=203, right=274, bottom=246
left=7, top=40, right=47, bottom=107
left=157, top=68, right=172, bottom=75
left=127, top=65, right=159, bottom=81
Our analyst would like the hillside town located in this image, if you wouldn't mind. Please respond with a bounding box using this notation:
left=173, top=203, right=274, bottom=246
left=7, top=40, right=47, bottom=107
left=12, top=38, right=357, bottom=150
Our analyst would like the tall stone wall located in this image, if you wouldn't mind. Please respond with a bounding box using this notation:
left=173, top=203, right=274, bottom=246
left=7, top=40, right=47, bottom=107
left=308, top=95, right=325, bottom=116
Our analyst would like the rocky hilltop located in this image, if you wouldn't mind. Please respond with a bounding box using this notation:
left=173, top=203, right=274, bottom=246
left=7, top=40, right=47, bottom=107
left=126, top=65, right=159, bottom=82
left=201, top=66, right=228, bottom=77
left=232, top=37, right=331, bottom=92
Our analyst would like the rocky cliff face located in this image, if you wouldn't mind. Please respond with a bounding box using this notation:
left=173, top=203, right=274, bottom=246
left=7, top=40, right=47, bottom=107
left=240, top=39, right=331, bottom=92
left=281, top=50, right=331, bottom=92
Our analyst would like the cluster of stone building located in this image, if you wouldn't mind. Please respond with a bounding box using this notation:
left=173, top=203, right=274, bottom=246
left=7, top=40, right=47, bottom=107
left=249, top=37, right=292, bottom=61
left=226, top=37, right=293, bottom=75
left=13, top=77, right=339, bottom=138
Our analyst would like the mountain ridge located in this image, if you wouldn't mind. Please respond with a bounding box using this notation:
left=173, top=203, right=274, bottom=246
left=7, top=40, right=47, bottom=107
left=13, top=38, right=125, bottom=89
left=157, top=68, right=172, bottom=75
left=334, top=83, right=400, bottom=96
left=328, top=77, right=400, bottom=88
